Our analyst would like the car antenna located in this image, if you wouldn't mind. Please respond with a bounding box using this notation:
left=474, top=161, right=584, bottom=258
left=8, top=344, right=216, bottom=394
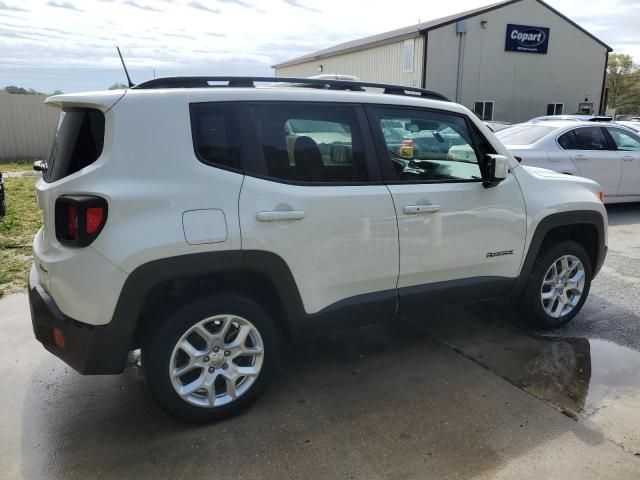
left=116, top=46, right=134, bottom=88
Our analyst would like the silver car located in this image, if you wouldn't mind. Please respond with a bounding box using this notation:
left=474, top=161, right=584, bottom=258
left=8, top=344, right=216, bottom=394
left=529, top=114, right=613, bottom=123
left=496, top=121, right=640, bottom=203
left=616, top=121, right=640, bottom=133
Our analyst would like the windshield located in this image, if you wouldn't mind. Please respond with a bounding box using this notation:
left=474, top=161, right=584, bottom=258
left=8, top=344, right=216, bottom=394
left=496, top=125, right=556, bottom=145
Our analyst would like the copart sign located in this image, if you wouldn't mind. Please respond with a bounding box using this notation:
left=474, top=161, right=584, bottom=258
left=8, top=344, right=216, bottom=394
left=505, top=24, right=550, bottom=54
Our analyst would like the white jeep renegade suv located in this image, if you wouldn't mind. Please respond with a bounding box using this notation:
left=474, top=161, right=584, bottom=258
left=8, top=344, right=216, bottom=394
left=29, top=76, right=608, bottom=423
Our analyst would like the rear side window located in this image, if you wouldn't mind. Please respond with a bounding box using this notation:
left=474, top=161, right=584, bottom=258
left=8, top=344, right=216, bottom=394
left=571, top=127, right=608, bottom=150
left=190, top=103, right=241, bottom=170
left=557, top=130, right=577, bottom=149
left=46, top=109, right=104, bottom=183
left=251, top=103, right=369, bottom=183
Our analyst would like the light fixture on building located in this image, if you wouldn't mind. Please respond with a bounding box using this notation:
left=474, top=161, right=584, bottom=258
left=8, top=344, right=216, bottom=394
left=317, top=65, right=323, bottom=73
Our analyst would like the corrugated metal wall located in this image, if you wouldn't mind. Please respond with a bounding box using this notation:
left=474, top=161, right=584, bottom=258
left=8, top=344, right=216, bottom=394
left=275, top=36, right=425, bottom=87
left=0, top=92, right=58, bottom=158
left=425, top=0, right=607, bottom=123
left=274, top=0, right=607, bottom=124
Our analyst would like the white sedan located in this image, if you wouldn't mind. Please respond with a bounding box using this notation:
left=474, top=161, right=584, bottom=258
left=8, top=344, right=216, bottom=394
left=496, top=121, right=640, bottom=204
left=616, top=121, right=640, bottom=133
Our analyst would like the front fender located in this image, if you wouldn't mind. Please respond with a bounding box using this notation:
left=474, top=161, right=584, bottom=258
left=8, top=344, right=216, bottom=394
left=511, top=210, right=607, bottom=295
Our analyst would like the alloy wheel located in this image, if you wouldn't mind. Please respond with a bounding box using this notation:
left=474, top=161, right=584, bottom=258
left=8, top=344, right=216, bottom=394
left=540, top=254, right=586, bottom=319
left=169, top=315, right=264, bottom=407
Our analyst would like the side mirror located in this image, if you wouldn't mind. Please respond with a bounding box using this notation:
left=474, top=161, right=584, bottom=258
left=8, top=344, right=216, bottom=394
left=480, top=154, right=509, bottom=188
left=33, top=160, right=47, bottom=172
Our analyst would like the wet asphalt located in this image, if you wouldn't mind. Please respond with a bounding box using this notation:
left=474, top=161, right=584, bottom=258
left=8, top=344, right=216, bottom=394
left=1, top=204, right=640, bottom=479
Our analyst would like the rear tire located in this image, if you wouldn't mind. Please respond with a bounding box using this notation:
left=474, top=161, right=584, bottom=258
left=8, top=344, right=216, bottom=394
left=142, top=293, right=279, bottom=424
left=518, top=240, right=592, bottom=329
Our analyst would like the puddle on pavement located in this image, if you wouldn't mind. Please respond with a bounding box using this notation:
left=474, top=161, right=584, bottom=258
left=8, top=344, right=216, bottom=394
left=413, top=302, right=640, bottom=454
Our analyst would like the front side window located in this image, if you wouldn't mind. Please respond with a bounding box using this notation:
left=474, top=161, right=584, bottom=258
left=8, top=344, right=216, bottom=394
left=190, top=103, right=241, bottom=170
left=375, top=107, right=485, bottom=182
left=252, top=104, right=369, bottom=183
left=474, top=101, right=494, bottom=121
left=606, top=127, right=640, bottom=152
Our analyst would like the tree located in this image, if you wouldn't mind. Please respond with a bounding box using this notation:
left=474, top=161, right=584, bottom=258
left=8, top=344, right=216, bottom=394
left=52, top=90, right=63, bottom=95
left=3, top=85, right=46, bottom=95
left=109, top=83, right=128, bottom=90
left=4, top=85, right=28, bottom=94
left=606, top=53, right=640, bottom=114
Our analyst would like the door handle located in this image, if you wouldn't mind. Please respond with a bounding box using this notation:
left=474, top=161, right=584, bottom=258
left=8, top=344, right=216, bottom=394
left=403, top=204, right=441, bottom=215
left=256, top=210, right=305, bottom=222
left=623, top=156, right=634, bottom=162
left=574, top=155, right=587, bottom=161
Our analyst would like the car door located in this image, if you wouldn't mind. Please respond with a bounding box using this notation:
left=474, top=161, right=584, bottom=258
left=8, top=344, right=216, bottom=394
left=367, top=105, right=526, bottom=316
left=239, top=102, right=399, bottom=330
left=604, top=126, right=640, bottom=196
left=557, top=126, right=622, bottom=198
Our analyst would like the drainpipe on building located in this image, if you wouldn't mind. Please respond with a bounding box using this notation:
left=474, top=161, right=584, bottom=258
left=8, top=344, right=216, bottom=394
left=455, top=21, right=467, bottom=104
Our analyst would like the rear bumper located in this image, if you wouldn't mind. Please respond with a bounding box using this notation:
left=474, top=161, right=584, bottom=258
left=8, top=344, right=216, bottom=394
left=28, top=265, right=129, bottom=374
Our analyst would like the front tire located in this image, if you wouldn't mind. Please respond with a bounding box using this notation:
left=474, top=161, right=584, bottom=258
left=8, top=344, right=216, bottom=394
left=142, top=293, right=279, bottom=423
left=518, top=240, right=592, bottom=329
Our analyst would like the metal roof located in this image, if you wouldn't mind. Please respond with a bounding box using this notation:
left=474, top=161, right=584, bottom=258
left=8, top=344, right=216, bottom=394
left=272, top=0, right=612, bottom=69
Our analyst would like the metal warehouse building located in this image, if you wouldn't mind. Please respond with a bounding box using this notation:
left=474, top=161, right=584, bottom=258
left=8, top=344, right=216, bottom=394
left=273, top=0, right=612, bottom=123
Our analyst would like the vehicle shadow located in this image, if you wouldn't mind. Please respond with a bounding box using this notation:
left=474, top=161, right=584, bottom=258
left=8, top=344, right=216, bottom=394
left=476, top=292, right=640, bottom=352
left=606, top=202, right=640, bottom=226
left=19, top=306, right=612, bottom=479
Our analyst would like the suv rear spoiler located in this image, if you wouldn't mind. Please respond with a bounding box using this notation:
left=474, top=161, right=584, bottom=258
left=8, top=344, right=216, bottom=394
left=45, top=90, right=128, bottom=112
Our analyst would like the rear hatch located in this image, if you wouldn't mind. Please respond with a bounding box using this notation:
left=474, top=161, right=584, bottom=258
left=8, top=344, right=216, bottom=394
left=34, top=90, right=126, bottom=289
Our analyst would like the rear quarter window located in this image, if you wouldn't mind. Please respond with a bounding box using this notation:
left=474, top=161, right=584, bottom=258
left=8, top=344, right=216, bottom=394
left=46, top=109, right=105, bottom=183
left=189, top=103, right=241, bottom=171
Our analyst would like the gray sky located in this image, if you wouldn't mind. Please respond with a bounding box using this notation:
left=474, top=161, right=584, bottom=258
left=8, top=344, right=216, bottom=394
left=0, top=0, right=638, bottom=93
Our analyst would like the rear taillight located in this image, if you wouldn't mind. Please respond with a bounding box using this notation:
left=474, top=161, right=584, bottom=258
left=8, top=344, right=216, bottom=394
left=599, top=191, right=605, bottom=203
left=55, top=195, right=108, bottom=247
left=86, top=207, right=105, bottom=234
left=67, top=203, right=78, bottom=238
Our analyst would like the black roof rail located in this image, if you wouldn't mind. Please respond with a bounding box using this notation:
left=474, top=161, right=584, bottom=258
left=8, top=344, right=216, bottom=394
left=133, top=76, right=450, bottom=102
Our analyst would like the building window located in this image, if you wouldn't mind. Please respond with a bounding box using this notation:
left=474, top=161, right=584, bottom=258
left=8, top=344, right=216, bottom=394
left=474, top=101, right=494, bottom=121
left=547, top=103, right=564, bottom=115
left=403, top=38, right=414, bottom=73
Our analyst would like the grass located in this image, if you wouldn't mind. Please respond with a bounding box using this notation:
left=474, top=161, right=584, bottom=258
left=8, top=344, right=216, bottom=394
left=1, top=162, right=35, bottom=172
left=0, top=156, right=37, bottom=173
left=0, top=176, right=42, bottom=298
